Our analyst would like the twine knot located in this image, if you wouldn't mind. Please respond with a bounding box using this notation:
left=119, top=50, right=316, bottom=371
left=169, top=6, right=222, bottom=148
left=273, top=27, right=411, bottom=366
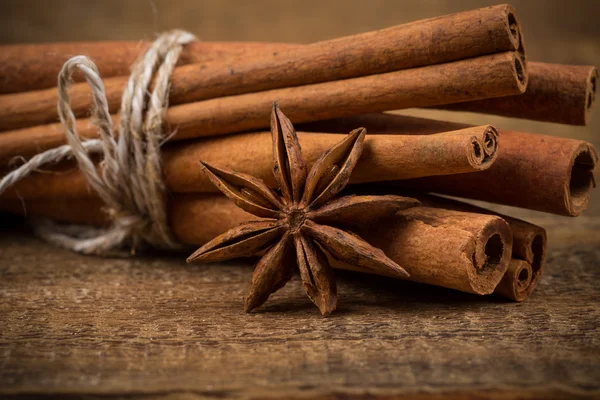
left=0, top=30, right=196, bottom=255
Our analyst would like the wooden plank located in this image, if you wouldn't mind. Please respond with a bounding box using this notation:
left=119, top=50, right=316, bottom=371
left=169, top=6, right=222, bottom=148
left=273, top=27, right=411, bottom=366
left=0, top=215, right=599, bottom=399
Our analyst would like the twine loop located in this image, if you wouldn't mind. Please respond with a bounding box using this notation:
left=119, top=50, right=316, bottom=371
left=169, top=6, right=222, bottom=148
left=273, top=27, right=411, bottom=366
left=0, top=30, right=196, bottom=255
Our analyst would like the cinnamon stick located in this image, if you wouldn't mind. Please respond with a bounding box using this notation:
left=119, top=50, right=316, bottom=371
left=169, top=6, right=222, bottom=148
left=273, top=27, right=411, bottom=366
left=0, top=4, right=521, bottom=123
left=341, top=206, right=512, bottom=295
left=0, top=51, right=525, bottom=162
left=0, top=41, right=296, bottom=95
left=0, top=42, right=527, bottom=132
left=2, top=127, right=498, bottom=200
left=0, top=194, right=513, bottom=296
left=303, top=113, right=598, bottom=216
left=436, top=62, right=598, bottom=125
left=494, top=260, right=536, bottom=302
left=493, top=220, right=546, bottom=301
left=401, top=131, right=597, bottom=216
left=407, top=195, right=547, bottom=301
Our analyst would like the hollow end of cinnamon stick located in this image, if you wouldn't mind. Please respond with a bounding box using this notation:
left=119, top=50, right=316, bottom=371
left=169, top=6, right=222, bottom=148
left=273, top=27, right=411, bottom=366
left=515, top=261, right=534, bottom=290
left=494, top=259, right=534, bottom=301
left=501, top=6, right=528, bottom=92
left=504, top=6, right=522, bottom=52
left=515, top=262, right=534, bottom=291
left=509, top=8, right=526, bottom=65
left=496, top=217, right=546, bottom=301
left=470, top=139, right=485, bottom=166
left=483, top=125, right=498, bottom=156
left=529, top=232, right=546, bottom=279
left=466, top=216, right=512, bottom=294
left=495, top=226, right=545, bottom=302
left=469, top=125, right=499, bottom=168
left=568, top=143, right=598, bottom=216
left=513, top=52, right=528, bottom=92
left=584, top=67, right=598, bottom=124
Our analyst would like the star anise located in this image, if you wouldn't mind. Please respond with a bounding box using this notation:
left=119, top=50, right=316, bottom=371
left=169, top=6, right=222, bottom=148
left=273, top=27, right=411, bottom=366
left=187, top=104, right=419, bottom=315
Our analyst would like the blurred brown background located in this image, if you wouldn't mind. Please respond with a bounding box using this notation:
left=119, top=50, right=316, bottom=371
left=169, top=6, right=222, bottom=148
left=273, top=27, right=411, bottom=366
left=0, top=0, right=598, bottom=224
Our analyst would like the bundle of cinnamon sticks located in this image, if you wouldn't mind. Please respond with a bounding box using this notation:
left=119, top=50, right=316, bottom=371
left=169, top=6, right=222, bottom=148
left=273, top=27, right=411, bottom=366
left=0, top=4, right=597, bottom=306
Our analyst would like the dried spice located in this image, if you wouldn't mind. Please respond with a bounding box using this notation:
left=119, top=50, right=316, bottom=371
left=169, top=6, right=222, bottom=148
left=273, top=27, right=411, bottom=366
left=187, top=104, right=418, bottom=315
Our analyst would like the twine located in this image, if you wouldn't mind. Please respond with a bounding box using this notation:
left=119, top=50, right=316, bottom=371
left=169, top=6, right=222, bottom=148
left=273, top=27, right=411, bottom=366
left=0, top=30, right=196, bottom=255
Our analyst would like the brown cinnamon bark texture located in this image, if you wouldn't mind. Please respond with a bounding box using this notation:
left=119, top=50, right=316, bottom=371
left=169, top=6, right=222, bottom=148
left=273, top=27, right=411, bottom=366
left=0, top=51, right=525, bottom=163
left=4, top=23, right=594, bottom=127
left=0, top=194, right=513, bottom=296
left=341, top=206, right=512, bottom=295
left=400, top=132, right=597, bottom=216
left=0, top=41, right=295, bottom=95
left=0, top=6, right=525, bottom=132
left=303, top=113, right=598, bottom=216
left=436, top=63, right=598, bottom=125
left=407, top=195, right=547, bottom=301
left=494, top=260, right=535, bottom=301
left=2, top=127, right=498, bottom=200
left=493, top=219, right=546, bottom=301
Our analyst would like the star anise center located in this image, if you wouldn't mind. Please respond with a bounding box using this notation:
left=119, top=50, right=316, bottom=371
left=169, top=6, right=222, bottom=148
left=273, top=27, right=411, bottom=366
left=286, top=208, right=306, bottom=234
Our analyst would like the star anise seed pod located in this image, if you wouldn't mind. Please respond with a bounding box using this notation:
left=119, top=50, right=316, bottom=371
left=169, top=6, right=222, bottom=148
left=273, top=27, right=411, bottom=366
left=187, top=103, right=419, bottom=316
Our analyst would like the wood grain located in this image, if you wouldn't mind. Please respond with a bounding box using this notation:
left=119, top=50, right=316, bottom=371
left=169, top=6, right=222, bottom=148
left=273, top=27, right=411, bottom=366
left=0, top=216, right=598, bottom=399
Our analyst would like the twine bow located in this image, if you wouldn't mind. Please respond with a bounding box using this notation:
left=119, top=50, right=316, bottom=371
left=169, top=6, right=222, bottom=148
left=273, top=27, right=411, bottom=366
left=0, top=30, right=196, bottom=255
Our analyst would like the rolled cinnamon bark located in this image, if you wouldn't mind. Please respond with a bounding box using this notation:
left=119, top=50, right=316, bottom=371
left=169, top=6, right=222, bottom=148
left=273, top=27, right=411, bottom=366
left=406, top=194, right=547, bottom=301
left=341, top=206, right=512, bottom=295
left=507, top=218, right=547, bottom=271
left=0, top=4, right=521, bottom=115
left=436, top=63, right=598, bottom=125
left=10, top=27, right=595, bottom=126
left=0, top=194, right=513, bottom=296
left=493, top=220, right=546, bottom=301
left=400, top=132, right=597, bottom=216
left=303, top=113, right=598, bottom=216
left=0, top=41, right=295, bottom=95
left=1, top=127, right=498, bottom=200
left=0, top=51, right=525, bottom=162
left=494, top=260, right=536, bottom=301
